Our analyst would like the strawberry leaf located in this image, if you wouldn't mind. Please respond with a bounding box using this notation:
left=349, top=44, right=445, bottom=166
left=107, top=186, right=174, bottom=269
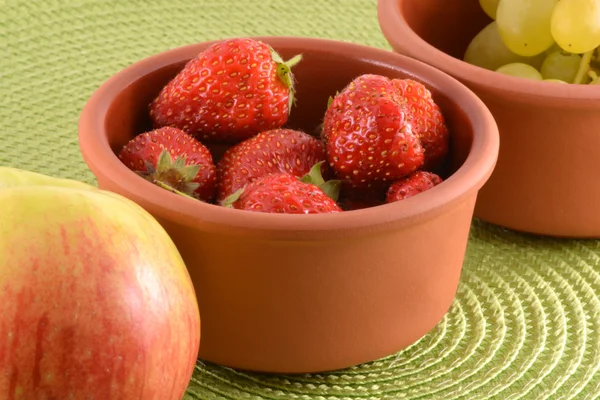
left=173, top=156, right=186, bottom=170
left=327, top=96, right=334, bottom=109
left=326, top=91, right=339, bottom=109
left=184, top=182, right=201, bottom=192
left=285, top=54, right=303, bottom=68
left=138, top=149, right=202, bottom=200
left=221, top=187, right=244, bottom=208
left=288, top=92, right=295, bottom=115
left=300, top=161, right=341, bottom=202
left=180, top=164, right=201, bottom=181
left=144, top=160, right=156, bottom=174
left=156, top=150, right=173, bottom=172
left=320, top=180, right=341, bottom=202
left=301, top=161, right=326, bottom=187
left=269, top=46, right=285, bottom=64
left=273, top=51, right=303, bottom=115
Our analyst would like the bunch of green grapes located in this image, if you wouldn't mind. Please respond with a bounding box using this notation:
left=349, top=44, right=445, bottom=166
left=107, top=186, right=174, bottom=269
left=464, top=0, right=600, bottom=84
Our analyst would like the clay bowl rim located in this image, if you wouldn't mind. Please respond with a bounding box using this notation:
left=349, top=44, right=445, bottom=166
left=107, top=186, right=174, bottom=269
left=78, top=36, right=499, bottom=237
left=377, top=0, right=600, bottom=102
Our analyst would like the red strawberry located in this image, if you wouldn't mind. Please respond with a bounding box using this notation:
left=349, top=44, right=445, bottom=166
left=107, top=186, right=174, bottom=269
left=118, top=127, right=217, bottom=201
left=392, top=79, right=449, bottom=171
left=385, top=170, right=442, bottom=203
left=149, top=38, right=302, bottom=143
left=222, top=162, right=342, bottom=214
left=216, top=128, right=327, bottom=202
left=322, top=74, right=425, bottom=190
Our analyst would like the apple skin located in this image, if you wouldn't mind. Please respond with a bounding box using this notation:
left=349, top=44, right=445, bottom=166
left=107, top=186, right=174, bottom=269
left=0, top=167, right=97, bottom=190
left=0, top=181, right=200, bottom=400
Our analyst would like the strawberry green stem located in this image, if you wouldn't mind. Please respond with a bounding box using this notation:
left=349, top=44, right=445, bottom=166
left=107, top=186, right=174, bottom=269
left=270, top=46, right=303, bottom=114
left=154, top=180, right=197, bottom=200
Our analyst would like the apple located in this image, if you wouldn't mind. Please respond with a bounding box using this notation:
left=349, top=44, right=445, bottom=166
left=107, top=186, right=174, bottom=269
left=0, top=166, right=97, bottom=190
left=0, top=168, right=200, bottom=400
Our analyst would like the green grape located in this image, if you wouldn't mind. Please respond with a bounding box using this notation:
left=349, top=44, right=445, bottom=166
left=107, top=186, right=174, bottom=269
left=544, top=79, right=568, bottom=83
left=495, top=63, right=544, bottom=80
left=544, top=42, right=562, bottom=56
left=479, top=0, right=500, bottom=19
left=551, top=0, right=600, bottom=54
left=496, top=0, right=558, bottom=56
left=540, top=51, right=582, bottom=83
left=464, top=22, right=546, bottom=71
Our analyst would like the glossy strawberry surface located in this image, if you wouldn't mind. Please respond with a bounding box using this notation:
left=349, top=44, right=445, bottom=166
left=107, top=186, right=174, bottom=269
left=227, top=173, right=342, bottom=214
left=386, top=170, right=442, bottom=203
left=392, top=79, right=449, bottom=171
left=216, top=129, right=326, bottom=202
left=118, top=127, right=217, bottom=201
left=322, top=74, right=425, bottom=190
left=150, top=38, right=299, bottom=143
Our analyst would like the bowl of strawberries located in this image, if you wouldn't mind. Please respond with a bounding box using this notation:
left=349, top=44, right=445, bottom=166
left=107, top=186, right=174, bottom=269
left=78, top=36, right=499, bottom=373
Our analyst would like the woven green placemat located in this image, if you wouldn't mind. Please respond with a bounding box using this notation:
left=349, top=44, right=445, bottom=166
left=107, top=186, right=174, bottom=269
left=2, top=1, right=599, bottom=399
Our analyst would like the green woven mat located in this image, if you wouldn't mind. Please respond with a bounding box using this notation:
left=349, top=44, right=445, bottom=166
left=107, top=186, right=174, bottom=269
left=2, top=1, right=599, bottom=399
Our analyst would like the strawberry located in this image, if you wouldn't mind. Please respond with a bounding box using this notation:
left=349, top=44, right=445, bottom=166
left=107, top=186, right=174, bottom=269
left=149, top=37, right=302, bottom=143
left=215, top=128, right=327, bottom=202
left=118, top=127, right=217, bottom=201
left=385, top=170, right=442, bottom=203
left=322, top=74, right=425, bottom=190
left=221, top=162, right=342, bottom=214
left=392, top=79, right=449, bottom=171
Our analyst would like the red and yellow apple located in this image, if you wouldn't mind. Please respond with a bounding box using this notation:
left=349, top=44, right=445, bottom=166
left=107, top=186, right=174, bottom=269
left=0, top=167, right=97, bottom=190
left=0, top=167, right=200, bottom=400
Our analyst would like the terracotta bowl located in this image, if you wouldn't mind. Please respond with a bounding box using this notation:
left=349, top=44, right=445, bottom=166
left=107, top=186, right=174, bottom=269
left=378, top=0, right=600, bottom=238
left=78, top=36, right=499, bottom=373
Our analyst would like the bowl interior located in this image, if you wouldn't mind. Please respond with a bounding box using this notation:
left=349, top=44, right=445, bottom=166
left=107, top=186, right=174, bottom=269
left=103, top=43, right=475, bottom=181
left=400, top=0, right=490, bottom=61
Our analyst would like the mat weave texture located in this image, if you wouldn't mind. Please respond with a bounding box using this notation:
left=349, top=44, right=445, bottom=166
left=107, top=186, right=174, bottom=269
left=2, top=1, right=600, bottom=399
